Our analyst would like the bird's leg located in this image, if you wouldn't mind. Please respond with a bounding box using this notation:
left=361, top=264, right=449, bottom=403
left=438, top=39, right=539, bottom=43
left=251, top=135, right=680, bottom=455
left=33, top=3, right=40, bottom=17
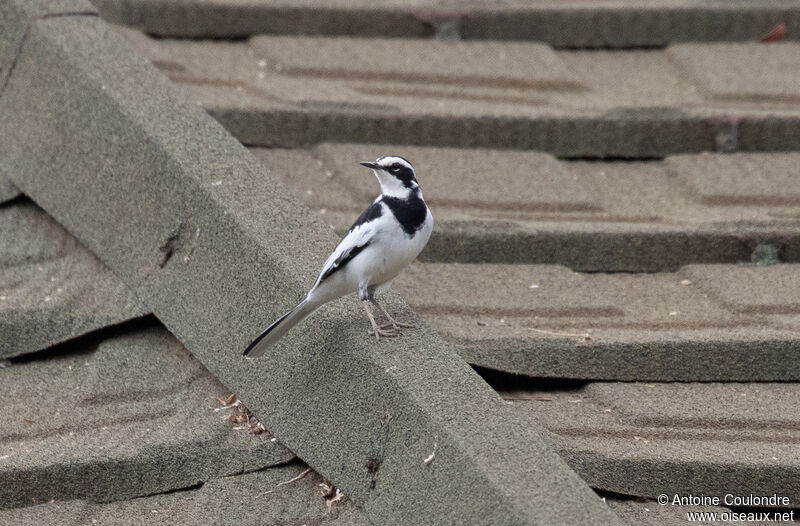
left=372, top=299, right=416, bottom=330
left=362, top=301, right=397, bottom=339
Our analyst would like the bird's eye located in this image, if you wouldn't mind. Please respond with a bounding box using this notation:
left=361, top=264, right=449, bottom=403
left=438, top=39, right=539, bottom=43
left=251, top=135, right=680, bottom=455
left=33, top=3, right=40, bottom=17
left=391, top=163, right=401, bottom=171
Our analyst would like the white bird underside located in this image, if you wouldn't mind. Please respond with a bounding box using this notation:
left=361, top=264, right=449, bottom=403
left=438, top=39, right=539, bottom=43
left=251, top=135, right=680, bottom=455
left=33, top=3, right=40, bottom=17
left=312, top=200, right=432, bottom=303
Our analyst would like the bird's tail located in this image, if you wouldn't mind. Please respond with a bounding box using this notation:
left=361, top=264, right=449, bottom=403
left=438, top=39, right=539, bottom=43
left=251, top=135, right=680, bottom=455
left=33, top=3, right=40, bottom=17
left=243, top=299, right=318, bottom=357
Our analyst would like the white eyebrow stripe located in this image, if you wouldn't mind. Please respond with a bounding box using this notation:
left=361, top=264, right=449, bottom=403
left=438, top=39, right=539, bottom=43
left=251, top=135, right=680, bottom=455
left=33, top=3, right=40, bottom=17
left=377, top=156, right=413, bottom=170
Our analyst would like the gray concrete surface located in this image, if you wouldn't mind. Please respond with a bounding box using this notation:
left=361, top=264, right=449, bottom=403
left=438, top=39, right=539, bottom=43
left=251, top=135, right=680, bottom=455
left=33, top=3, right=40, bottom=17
left=392, top=263, right=800, bottom=380
left=0, top=5, right=621, bottom=524
left=0, top=200, right=147, bottom=359
left=1, top=464, right=747, bottom=525
left=117, top=29, right=800, bottom=156
left=499, top=380, right=800, bottom=503
left=250, top=145, right=800, bottom=272
left=0, top=326, right=294, bottom=508
left=93, top=0, right=800, bottom=47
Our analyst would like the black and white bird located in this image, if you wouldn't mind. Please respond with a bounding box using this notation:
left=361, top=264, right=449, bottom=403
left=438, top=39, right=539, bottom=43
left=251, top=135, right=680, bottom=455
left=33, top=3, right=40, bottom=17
left=243, top=156, right=433, bottom=357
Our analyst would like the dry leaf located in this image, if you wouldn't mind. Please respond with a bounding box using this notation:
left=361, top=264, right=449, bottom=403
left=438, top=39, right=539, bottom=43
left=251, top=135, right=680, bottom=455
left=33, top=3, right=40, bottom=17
left=760, top=23, right=786, bottom=42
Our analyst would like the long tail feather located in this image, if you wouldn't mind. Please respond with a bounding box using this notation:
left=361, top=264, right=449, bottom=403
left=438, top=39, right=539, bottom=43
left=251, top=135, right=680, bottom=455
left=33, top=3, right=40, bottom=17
left=243, top=299, right=317, bottom=357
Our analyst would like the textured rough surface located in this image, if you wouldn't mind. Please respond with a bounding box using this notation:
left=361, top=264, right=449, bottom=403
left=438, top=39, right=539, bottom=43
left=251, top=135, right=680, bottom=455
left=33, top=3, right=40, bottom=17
left=308, top=143, right=596, bottom=213
left=682, top=264, right=800, bottom=313
left=0, top=0, right=95, bottom=217
left=0, top=465, right=733, bottom=526
left=0, top=0, right=97, bottom=92
left=0, top=178, right=20, bottom=203
left=496, top=380, right=800, bottom=503
left=118, top=30, right=800, bottom=156
left=0, top=200, right=148, bottom=359
left=669, top=43, right=800, bottom=102
left=391, top=262, right=800, bottom=380
left=252, top=36, right=585, bottom=91
left=0, top=465, right=368, bottom=525
left=0, top=11, right=619, bottom=525
left=251, top=145, right=800, bottom=272
left=667, top=153, right=800, bottom=206
left=0, top=326, right=294, bottom=508
left=93, top=0, right=800, bottom=47
left=606, top=498, right=748, bottom=526
left=8, top=1, right=800, bottom=523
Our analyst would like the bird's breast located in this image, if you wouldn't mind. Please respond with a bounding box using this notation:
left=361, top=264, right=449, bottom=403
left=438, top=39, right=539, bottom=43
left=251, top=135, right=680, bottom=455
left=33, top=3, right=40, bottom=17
left=380, top=209, right=432, bottom=270
left=381, top=193, right=429, bottom=237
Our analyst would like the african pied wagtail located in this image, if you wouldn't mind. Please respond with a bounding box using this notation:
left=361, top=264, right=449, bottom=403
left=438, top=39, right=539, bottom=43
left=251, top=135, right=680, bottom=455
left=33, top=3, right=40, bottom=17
left=244, top=156, right=433, bottom=357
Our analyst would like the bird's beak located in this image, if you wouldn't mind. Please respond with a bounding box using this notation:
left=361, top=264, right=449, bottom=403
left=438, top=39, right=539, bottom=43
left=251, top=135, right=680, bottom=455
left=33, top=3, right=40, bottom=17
left=360, top=161, right=381, bottom=170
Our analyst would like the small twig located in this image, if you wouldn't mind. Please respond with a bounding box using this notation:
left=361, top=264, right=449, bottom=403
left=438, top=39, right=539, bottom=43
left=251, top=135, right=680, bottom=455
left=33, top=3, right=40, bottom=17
left=275, top=467, right=312, bottom=488
left=423, top=442, right=438, bottom=465
left=257, top=468, right=313, bottom=497
left=503, top=394, right=553, bottom=401
left=213, top=400, right=241, bottom=412
left=528, top=327, right=591, bottom=342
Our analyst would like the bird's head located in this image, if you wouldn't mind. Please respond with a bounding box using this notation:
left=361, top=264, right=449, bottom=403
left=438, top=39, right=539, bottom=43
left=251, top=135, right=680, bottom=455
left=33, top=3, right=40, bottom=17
left=360, top=156, right=418, bottom=198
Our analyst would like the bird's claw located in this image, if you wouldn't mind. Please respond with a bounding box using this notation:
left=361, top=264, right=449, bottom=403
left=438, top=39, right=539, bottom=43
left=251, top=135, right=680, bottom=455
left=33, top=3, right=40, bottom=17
left=388, top=321, right=416, bottom=329
left=369, top=321, right=416, bottom=339
left=377, top=322, right=416, bottom=331
left=369, top=326, right=398, bottom=339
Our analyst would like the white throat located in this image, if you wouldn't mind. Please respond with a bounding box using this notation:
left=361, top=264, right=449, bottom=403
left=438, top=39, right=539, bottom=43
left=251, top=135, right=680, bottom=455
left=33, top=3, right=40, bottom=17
left=373, top=170, right=419, bottom=199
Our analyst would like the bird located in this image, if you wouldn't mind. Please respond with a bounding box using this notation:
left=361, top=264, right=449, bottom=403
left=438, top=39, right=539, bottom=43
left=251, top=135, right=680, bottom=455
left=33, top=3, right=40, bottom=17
left=243, top=155, right=433, bottom=357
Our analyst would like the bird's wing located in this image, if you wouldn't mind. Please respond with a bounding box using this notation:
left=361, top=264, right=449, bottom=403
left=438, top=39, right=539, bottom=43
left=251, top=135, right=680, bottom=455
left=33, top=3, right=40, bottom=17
left=314, top=200, right=384, bottom=286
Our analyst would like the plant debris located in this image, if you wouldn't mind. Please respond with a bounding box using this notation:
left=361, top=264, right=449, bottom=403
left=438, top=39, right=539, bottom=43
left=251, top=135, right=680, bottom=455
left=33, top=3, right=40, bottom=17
left=501, top=392, right=554, bottom=401
left=520, top=395, right=552, bottom=402
left=216, top=394, right=266, bottom=435
left=320, top=480, right=347, bottom=507
left=528, top=327, right=592, bottom=342
left=423, top=442, right=438, bottom=465
left=759, top=23, right=786, bottom=42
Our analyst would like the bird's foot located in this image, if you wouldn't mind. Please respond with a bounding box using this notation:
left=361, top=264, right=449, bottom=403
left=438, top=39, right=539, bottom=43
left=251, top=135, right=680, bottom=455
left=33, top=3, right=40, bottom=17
left=389, top=320, right=416, bottom=329
left=372, top=301, right=416, bottom=330
left=376, top=321, right=416, bottom=331
left=368, top=326, right=398, bottom=339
